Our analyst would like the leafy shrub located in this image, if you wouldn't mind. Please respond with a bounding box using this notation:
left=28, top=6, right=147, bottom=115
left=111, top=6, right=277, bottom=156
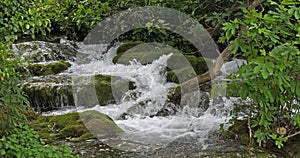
left=45, top=0, right=111, bottom=40
left=0, top=124, right=78, bottom=158
left=0, top=0, right=52, bottom=41
left=0, top=43, right=29, bottom=135
left=221, top=0, right=300, bottom=148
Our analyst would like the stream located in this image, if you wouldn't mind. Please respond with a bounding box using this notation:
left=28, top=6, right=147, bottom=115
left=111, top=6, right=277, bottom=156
left=39, top=41, right=251, bottom=157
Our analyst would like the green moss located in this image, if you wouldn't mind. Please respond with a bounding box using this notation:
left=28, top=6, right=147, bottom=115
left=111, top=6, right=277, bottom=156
left=29, top=110, right=123, bottom=142
left=27, top=60, right=71, bottom=76
left=166, top=67, right=197, bottom=83
left=70, top=133, right=94, bottom=142
left=113, top=42, right=176, bottom=64
left=165, top=55, right=213, bottom=83
left=94, top=74, right=112, bottom=82
left=75, top=74, right=136, bottom=106
left=75, top=74, right=115, bottom=106
left=55, top=124, right=87, bottom=138
left=116, top=41, right=143, bottom=54
left=185, top=55, right=212, bottom=74
left=167, top=86, right=181, bottom=104
left=114, top=51, right=168, bottom=65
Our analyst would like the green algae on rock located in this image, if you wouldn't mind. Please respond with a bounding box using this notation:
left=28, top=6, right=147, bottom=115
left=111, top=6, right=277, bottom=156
left=22, top=74, right=135, bottom=111
left=29, top=110, right=123, bottom=143
left=27, top=60, right=71, bottom=76
left=116, top=41, right=144, bottom=55
left=166, top=55, right=212, bottom=83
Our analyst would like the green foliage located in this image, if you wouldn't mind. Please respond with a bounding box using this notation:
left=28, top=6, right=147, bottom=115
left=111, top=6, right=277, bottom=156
left=0, top=43, right=29, bottom=135
left=222, top=0, right=300, bottom=148
left=0, top=0, right=52, bottom=41
left=0, top=124, right=78, bottom=158
left=45, top=0, right=111, bottom=40
left=110, top=0, right=246, bottom=54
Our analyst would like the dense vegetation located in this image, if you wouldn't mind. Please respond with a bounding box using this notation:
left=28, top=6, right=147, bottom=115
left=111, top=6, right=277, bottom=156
left=0, top=0, right=299, bottom=157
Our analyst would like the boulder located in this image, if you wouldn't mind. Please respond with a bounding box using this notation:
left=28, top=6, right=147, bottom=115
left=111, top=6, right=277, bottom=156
left=27, top=60, right=71, bottom=76
left=29, top=110, right=123, bottom=142
left=116, top=41, right=144, bottom=55
left=113, top=42, right=213, bottom=84
left=113, top=42, right=173, bottom=65
left=166, top=54, right=212, bottom=83
left=12, top=40, right=78, bottom=63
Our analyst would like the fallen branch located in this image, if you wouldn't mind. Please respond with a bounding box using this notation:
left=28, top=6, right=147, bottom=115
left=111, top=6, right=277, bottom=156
left=180, top=0, right=263, bottom=88
left=287, top=131, right=300, bottom=139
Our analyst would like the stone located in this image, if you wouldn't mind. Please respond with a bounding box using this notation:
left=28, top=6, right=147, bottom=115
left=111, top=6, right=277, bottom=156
left=27, top=60, right=71, bottom=76
left=12, top=40, right=78, bottom=63
left=22, top=74, right=135, bottom=112
left=29, top=110, right=123, bottom=142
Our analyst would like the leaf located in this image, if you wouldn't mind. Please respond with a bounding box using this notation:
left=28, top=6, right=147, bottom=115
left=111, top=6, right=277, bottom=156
left=262, top=67, right=269, bottom=79
left=25, top=24, right=30, bottom=30
left=295, top=9, right=300, bottom=19
left=254, top=65, right=261, bottom=73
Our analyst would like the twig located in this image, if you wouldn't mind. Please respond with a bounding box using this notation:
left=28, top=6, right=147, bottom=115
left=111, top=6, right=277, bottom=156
left=287, top=131, right=300, bottom=139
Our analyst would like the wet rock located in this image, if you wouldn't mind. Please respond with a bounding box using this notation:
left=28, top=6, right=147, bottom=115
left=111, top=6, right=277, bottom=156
left=113, top=42, right=174, bottom=65
left=22, top=74, right=134, bottom=112
left=166, top=54, right=212, bottom=83
left=80, top=110, right=123, bottom=138
left=21, top=75, right=74, bottom=112
left=212, top=96, right=224, bottom=105
left=29, top=110, right=123, bottom=143
left=152, top=102, right=177, bottom=117
left=172, top=90, right=210, bottom=112
left=12, top=40, right=78, bottom=63
left=74, top=74, right=135, bottom=108
left=27, top=60, right=71, bottom=76
left=116, top=41, right=144, bottom=55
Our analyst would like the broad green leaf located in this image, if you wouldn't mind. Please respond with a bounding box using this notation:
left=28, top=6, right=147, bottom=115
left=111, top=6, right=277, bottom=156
left=295, top=9, right=300, bottom=19
left=254, top=65, right=261, bottom=73
left=262, top=67, right=269, bottom=79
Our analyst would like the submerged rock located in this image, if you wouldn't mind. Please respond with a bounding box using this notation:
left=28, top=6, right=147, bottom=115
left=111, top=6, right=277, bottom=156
left=29, top=110, right=123, bottom=142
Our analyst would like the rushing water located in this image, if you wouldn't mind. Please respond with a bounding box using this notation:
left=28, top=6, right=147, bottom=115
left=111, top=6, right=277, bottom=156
left=14, top=40, right=294, bottom=157
left=44, top=42, right=244, bottom=156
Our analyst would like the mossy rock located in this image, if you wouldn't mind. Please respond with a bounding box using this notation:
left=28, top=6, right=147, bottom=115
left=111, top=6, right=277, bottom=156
left=166, top=55, right=212, bottom=83
left=113, top=51, right=170, bottom=65
left=74, top=74, right=136, bottom=107
left=13, top=41, right=78, bottom=63
left=116, top=41, right=144, bottom=54
left=166, top=67, right=197, bottom=83
left=82, top=110, right=123, bottom=138
left=22, top=74, right=134, bottom=111
left=113, top=42, right=176, bottom=65
left=185, top=55, right=212, bottom=74
left=27, top=60, right=71, bottom=76
left=74, top=74, right=116, bottom=107
left=21, top=77, right=74, bottom=111
left=29, top=110, right=123, bottom=142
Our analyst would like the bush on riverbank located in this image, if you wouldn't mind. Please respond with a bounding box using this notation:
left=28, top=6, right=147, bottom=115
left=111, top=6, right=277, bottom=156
left=222, top=1, right=300, bottom=148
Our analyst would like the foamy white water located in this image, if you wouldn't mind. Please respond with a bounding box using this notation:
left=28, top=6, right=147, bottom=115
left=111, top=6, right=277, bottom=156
left=51, top=43, right=235, bottom=151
